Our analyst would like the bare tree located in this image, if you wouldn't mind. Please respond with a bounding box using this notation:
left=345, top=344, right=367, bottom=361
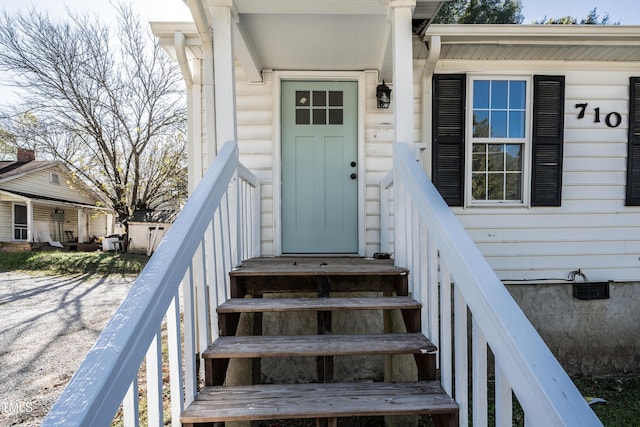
left=0, top=3, right=187, bottom=231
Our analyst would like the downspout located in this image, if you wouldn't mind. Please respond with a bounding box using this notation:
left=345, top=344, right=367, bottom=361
left=421, top=35, right=441, bottom=176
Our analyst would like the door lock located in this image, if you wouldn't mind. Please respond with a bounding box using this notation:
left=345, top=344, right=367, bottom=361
left=350, top=173, right=357, bottom=180
left=350, top=161, right=357, bottom=167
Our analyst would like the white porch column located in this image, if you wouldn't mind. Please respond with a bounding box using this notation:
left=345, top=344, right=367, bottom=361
left=77, top=208, right=84, bottom=243
left=211, top=2, right=238, bottom=152
left=26, top=200, right=33, bottom=242
left=390, top=1, right=415, bottom=146
left=174, top=31, right=203, bottom=191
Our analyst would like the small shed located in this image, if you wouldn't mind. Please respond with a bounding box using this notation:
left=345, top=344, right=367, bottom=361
left=127, top=209, right=179, bottom=255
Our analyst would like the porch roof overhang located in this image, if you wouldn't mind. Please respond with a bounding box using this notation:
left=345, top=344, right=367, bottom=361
left=152, top=0, right=448, bottom=83
left=422, top=24, right=640, bottom=62
left=0, top=189, right=111, bottom=212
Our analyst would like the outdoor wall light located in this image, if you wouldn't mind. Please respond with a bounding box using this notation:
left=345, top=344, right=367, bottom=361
left=376, top=80, right=391, bottom=109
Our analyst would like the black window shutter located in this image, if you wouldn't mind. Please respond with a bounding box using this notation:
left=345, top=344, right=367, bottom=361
left=531, top=75, right=565, bottom=206
left=626, top=77, right=640, bottom=205
left=432, top=74, right=465, bottom=206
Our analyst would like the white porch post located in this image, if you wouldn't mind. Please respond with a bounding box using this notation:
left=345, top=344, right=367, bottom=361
left=26, top=200, right=33, bottom=242
left=211, top=2, right=238, bottom=151
left=390, top=1, right=415, bottom=147
left=77, top=208, right=84, bottom=243
left=174, top=31, right=203, bottom=192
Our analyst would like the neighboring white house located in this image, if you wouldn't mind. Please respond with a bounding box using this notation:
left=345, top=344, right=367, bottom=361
left=152, top=14, right=640, bottom=375
left=0, top=149, right=114, bottom=251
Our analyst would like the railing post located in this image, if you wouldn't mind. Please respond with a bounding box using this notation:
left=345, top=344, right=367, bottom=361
left=472, top=318, right=488, bottom=427
left=146, top=331, right=163, bottom=427
left=496, top=364, right=513, bottom=427
left=123, top=379, right=139, bottom=427
left=167, top=294, right=184, bottom=423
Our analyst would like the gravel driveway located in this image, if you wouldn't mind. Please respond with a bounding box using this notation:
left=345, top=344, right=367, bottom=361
left=0, top=272, right=135, bottom=426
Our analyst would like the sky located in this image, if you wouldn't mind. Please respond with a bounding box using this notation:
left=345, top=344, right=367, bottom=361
left=0, top=0, right=639, bottom=25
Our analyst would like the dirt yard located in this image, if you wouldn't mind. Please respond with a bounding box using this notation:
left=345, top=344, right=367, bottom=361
left=0, top=272, right=134, bottom=426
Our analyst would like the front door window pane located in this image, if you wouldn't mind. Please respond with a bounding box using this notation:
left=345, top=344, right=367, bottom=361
left=296, top=90, right=344, bottom=126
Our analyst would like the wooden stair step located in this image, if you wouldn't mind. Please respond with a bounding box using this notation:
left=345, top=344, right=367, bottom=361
left=181, top=381, right=459, bottom=425
left=204, top=333, right=437, bottom=358
left=230, top=257, right=408, bottom=277
left=229, top=257, right=409, bottom=297
left=217, top=296, right=421, bottom=313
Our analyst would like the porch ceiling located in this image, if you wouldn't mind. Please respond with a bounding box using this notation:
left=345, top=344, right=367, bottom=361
left=161, top=0, right=446, bottom=82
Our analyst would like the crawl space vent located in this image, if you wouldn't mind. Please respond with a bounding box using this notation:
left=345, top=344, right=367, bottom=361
left=573, top=281, right=610, bottom=300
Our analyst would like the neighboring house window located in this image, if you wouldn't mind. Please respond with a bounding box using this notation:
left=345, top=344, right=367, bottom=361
left=433, top=74, right=565, bottom=207
left=13, top=204, right=28, bottom=241
left=626, top=77, right=640, bottom=205
left=50, top=172, right=60, bottom=184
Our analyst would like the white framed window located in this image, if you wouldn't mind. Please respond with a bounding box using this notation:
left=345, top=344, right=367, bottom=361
left=466, top=76, right=531, bottom=206
left=50, top=172, right=60, bottom=184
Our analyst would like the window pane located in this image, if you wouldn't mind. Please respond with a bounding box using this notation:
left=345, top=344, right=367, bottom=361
left=329, top=91, right=343, bottom=107
left=490, top=111, right=507, bottom=137
left=491, top=81, right=508, bottom=109
left=473, top=80, right=490, bottom=109
left=473, top=111, right=489, bottom=137
left=505, top=144, right=522, bottom=171
left=472, top=144, right=486, bottom=172
left=472, top=173, right=486, bottom=200
left=296, top=91, right=310, bottom=106
left=296, top=109, right=310, bottom=125
left=487, top=174, right=504, bottom=200
left=509, top=111, right=525, bottom=138
left=328, top=108, right=343, bottom=125
left=509, top=81, right=526, bottom=109
left=487, top=151, right=503, bottom=172
left=505, top=173, right=522, bottom=200
left=313, top=109, right=326, bottom=125
left=313, top=91, right=326, bottom=106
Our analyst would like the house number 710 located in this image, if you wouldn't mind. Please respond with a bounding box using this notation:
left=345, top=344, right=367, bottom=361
left=575, top=103, right=622, bottom=128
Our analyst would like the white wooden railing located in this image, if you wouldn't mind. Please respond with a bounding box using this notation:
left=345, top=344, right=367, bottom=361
left=381, top=142, right=602, bottom=426
left=42, top=141, right=260, bottom=426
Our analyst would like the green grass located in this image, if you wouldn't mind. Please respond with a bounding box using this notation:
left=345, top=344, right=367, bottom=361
left=574, top=375, right=640, bottom=426
left=0, top=251, right=149, bottom=275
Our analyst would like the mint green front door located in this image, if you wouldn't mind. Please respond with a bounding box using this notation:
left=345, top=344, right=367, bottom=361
left=281, top=81, right=358, bottom=253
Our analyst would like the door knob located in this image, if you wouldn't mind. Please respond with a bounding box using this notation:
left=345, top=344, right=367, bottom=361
left=350, top=173, right=357, bottom=180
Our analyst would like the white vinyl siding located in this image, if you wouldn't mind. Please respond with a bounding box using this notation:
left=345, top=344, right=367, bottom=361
left=0, top=202, right=11, bottom=241
left=1, top=167, right=98, bottom=206
left=438, top=65, right=640, bottom=282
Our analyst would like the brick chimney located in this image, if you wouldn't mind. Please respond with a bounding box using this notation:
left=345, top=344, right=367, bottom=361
left=17, top=148, right=36, bottom=163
